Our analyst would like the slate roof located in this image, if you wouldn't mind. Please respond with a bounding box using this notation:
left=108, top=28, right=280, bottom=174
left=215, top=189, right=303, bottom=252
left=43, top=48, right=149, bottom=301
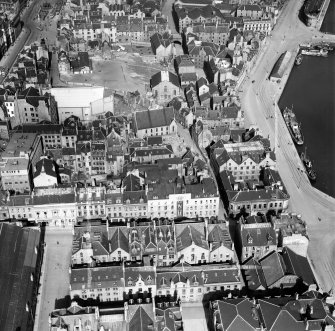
left=70, top=265, right=124, bottom=290
left=241, top=222, right=276, bottom=247
left=176, top=224, right=208, bottom=251
left=243, top=258, right=266, bottom=290
left=125, top=266, right=156, bottom=285
left=215, top=299, right=260, bottom=331
left=135, top=107, right=175, bottom=130
left=259, top=251, right=286, bottom=287
left=123, top=174, right=142, bottom=191
left=282, top=247, right=315, bottom=285
left=33, top=158, right=58, bottom=179
left=109, top=227, right=129, bottom=253
left=128, top=304, right=155, bottom=331
left=156, top=306, right=183, bottom=331
left=151, top=71, right=180, bottom=88
left=18, top=86, right=46, bottom=107
left=207, top=223, right=232, bottom=251
left=0, top=224, right=41, bottom=331
left=72, top=224, right=109, bottom=256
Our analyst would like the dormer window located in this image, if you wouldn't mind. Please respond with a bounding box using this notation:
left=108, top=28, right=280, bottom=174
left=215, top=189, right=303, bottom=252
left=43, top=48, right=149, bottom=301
left=126, top=199, right=130, bottom=204
left=116, top=199, right=121, bottom=204
left=128, top=277, right=133, bottom=286
left=247, top=234, right=253, bottom=244
left=147, top=275, right=152, bottom=284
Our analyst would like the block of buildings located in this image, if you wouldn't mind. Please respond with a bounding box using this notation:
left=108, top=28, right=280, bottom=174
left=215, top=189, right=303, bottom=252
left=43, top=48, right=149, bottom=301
left=70, top=265, right=125, bottom=301
left=156, top=263, right=242, bottom=302
left=212, top=291, right=335, bottom=331
left=211, top=140, right=276, bottom=182
left=0, top=132, right=43, bottom=192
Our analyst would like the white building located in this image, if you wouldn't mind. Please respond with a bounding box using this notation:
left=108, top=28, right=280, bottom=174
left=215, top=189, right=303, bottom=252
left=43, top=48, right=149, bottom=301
left=147, top=178, right=220, bottom=219
left=70, top=265, right=124, bottom=302
left=134, top=107, right=178, bottom=139
left=33, top=158, right=58, bottom=188
left=51, top=87, right=104, bottom=123
left=211, top=140, right=276, bottom=182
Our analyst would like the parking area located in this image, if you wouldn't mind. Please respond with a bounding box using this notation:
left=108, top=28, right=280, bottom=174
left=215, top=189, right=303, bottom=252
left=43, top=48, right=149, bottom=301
left=34, top=228, right=73, bottom=331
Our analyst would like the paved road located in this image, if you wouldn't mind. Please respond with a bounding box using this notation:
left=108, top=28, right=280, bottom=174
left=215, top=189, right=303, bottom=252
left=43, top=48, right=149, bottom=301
left=241, top=0, right=335, bottom=291
left=161, top=0, right=178, bottom=34
left=0, top=0, right=56, bottom=85
left=0, top=0, right=46, bottom=84
left=34, top=228, right=73, bottom=331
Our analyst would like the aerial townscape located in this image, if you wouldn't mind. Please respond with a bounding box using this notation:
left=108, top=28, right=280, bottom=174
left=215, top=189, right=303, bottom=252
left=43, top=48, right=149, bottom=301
left=0, top=0, right=335, bottom=330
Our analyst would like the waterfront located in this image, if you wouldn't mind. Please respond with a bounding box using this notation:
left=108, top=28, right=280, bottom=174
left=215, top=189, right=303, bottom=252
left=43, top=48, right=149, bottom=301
left=278, top=50, right=335, bottom=198
left=320, top=0, right=335, bottom=33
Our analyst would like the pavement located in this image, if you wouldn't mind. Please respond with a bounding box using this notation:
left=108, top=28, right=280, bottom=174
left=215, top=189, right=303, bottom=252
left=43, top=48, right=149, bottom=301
left=34, top=228, right=73, bottom=331
left=240, top=0, right=335, bottom=291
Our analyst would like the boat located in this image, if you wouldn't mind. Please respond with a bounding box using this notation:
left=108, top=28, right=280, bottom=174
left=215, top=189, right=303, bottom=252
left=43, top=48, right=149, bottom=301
left=299, top=42, right=312, bottom=48
left=301, top=48, right=328, bottom=57
left=301, top=148, right=317, bottom=181
left=295, top=54, right=303, bottom=65
left=317, top=43, right=334, bottom=51
left=283, top=106, right=304, bottom=145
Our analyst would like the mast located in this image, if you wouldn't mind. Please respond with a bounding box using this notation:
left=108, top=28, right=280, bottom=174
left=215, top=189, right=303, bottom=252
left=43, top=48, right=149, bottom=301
left=274, top=98, right=278, bottom=152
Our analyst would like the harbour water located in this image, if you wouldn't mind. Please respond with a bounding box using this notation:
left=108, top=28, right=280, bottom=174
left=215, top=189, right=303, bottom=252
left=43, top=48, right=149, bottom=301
left=320, top=0, right=335, bottom=33
left=278, top=50, right=335, bottom=197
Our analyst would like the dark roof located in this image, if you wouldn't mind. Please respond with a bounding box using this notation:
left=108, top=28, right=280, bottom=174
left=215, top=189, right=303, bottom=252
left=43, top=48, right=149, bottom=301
left=135, top=107, right=175, bottom=130
left=216, top=299, right=260, bottom=330
left=0, top=223, right=41, bottom=330
left=13, top=124, right=62, bottom=134
left=282, top=247, right=315, bottom=285
left=150, top=71, right=180, bottom=88
left=109, top=228, right=129, bottom=253
left=17, top=86, right=46, bottom=107
left=242, top=257, right=266, bottom=290
left=241, top=225, right=277, bottom=247
left=176, top=224, right=208, bottom=251
left=70, top=52, right=90, bottom=70
left=259, top=251, right=286, bottom=287
left=128, top=305, right=155, bottom=331
left=33, top=158, right=58, bottom=179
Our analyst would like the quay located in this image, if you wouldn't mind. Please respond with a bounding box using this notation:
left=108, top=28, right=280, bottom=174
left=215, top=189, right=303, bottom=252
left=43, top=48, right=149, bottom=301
left=241, top=0, right=335, bottom=291
left=315, top=0, right=331, bottom=30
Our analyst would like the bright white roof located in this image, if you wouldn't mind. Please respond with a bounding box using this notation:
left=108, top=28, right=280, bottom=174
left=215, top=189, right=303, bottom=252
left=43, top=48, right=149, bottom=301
left=51, top=87, right=104, bottom=108
left=181, top=302, right=208, bottom=331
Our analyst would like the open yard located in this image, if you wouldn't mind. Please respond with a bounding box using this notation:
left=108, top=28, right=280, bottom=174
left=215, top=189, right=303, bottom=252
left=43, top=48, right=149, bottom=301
left=61, top=53, right=167, bottom=94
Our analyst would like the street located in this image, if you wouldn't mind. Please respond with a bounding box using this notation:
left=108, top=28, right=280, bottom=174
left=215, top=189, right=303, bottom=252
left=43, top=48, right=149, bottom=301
left=34, top=228, right=73, bottom=331
left=0, top=0, right=58, bottom=84
left=241, top=0, right=335, bottom=291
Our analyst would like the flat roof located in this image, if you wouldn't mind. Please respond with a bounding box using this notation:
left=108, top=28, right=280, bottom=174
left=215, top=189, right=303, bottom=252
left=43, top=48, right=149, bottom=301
left=0, top=223, right=41, bottom=331
left=181, top=302, right=208, bottom=331
left=51, top=87, right=104, bottom=108
left=2, top=133, right=38, bottom=158
left=224, top=140, right=264, bottom=153
left=1, top=158, right=29, bottom=171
